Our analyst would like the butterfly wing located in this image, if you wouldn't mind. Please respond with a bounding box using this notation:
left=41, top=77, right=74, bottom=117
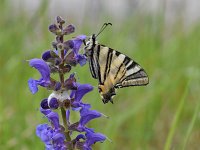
left=87, top=48, right=98, bottom=79
left=85, top=36, right=148, bottom=104
left=114, top=55, right=149, bottom=88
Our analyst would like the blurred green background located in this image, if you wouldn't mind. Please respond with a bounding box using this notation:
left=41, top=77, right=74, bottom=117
left=0, top=0, right=200, bottom=149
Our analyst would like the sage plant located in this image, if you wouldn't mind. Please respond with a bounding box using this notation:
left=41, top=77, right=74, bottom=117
left=28, top=16, right=107, bottom=150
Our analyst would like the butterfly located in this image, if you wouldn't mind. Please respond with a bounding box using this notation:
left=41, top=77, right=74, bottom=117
left=83, top=23, right=149, bottom=104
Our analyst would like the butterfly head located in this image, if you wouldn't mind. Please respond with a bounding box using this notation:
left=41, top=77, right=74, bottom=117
left=98, top=85, right=116, bottom=104
left=84, top=23, right=112, bottom=49
left=84, top=34, right=97, bottom=50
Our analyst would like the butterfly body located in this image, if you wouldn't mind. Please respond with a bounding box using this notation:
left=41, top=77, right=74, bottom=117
left=84, top=34, right=149, bottom=104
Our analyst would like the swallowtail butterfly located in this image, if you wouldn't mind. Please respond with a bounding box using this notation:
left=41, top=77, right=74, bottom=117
left=84, top=23, right=149, bottom=104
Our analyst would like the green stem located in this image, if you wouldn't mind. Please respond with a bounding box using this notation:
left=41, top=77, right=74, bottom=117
left=61, top=107, right=71, bottom=141
left=58, top=36, right=73, bottom=149
left=59, top=49, right=65, bottom=87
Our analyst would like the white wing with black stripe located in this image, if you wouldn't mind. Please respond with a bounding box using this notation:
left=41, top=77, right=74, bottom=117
left=84, top=34, right=149, bottom=104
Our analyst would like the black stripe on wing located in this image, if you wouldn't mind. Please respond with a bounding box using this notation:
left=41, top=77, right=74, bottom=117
left=88, top=45, right=98, bottom=79
left=114, top=56, right=129, bottom=80
left=115, top=56, right=149, bottom=88
left=96, top=45, right=102, bottom=84
left=115, top=69, right=148, bottom=88
left=104, top=48, right=113, bottom=82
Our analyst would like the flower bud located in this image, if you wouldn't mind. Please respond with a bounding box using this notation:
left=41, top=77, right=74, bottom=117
left=49, top=79, right=61, bottom=90
left=63, top=40, right=74, bottom=50
left=42, top=50, right=51, bottom=61
left=40, top=98, right=49, bottom=109
left=62, top=24, right=75, bottom=35
left=42, top=50, right=61, bottom=66
left=62, top=64, right=71, bottom=73
left=54, top=82, right=61, bottom=91
left=64, top=74, right=77, bottom=90
left=52, top=41, right=58, bottom=49
left=48, top=97, right=59, bottom=109
left=49, top=24, right=61, bottom=35
left=64, top=51, right=77, bottom=66
left=56, top=35, right=62, bottom=43
left=56, top=16, right=65, bottom=24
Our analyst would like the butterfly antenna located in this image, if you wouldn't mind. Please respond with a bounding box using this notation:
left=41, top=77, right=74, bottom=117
left=96, top=23, right=112, bottom=37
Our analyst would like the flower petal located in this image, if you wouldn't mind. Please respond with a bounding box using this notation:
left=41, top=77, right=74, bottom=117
left=76, top=54, right=87, bottom=66
left=52, top=132, right=66, bottom=143
left=47, top=111, right=60, bottom=129
left=75, top=134, right=86, bottom=141
left=84, top=128, right=106, bottom=147
left=66, top=109, right=70, bottom=125
left=72, top=35, right=87, bottom=54
left=74, top=83, right=93, bottom=102
left=29, top=58, right=50, bottom=82
left=79, top=108, right=101, bottom=129
left=40, top=107, right=52, bottom=115
left=28, top=78, right=38, bottom=94
left=76, top=35, right=87, bottom=40
left=36, top=124, right=53, bottom=144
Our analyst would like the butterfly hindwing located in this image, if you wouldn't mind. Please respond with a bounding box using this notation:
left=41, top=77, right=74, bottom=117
left=115, top=56, right=149, bottom=88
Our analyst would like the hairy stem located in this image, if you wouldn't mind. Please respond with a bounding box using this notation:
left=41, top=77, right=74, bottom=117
left=61, top=107, right=71, bottom=141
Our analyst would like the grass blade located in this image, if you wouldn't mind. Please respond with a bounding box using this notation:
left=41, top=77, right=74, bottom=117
left=164, top=81, right=189, bottom=150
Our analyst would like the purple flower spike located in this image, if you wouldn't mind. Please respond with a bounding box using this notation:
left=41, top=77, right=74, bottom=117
left=28, top=59, right=51, bottom=94
left=78, top=108, right=101, bottom=131
left=28, top=18, right=108, bottom=149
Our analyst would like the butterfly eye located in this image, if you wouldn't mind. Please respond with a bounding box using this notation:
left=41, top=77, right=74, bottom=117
left=86, top=41, right=90, bottom=46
